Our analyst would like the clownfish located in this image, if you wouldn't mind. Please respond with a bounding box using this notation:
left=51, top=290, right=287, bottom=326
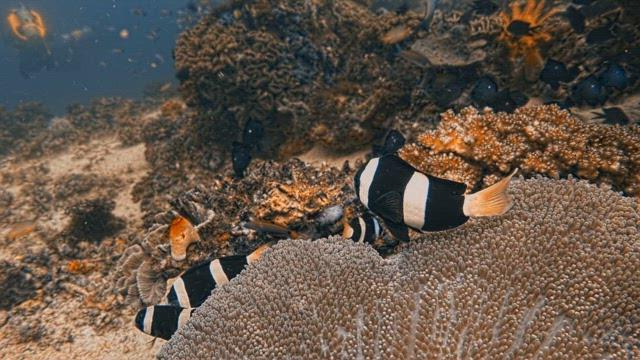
left=342, top=213, right=383, bottom=245
left=135, top=305, right=194, bottom=340
left=134, top=243, right=271, bottom=339
left=355, top=155, right=516, bottom=242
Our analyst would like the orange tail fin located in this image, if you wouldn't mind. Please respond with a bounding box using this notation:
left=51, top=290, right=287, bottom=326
left=463, top=169, right=518, bottom=217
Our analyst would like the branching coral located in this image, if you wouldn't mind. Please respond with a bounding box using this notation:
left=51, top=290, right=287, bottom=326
left=498, top=0, right=562, bottom=81
left=400, top=105, right=640, bottom=195
left=160, top=177, right=640, bottom=359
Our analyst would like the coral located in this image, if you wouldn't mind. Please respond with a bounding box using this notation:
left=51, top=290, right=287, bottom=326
left=0, top=189, right=14, bottom=221
left=498, top=0, right=562, bottom=81
left=160, top=177, right=640, bottom=359
left=253, top=168, right=349, bottom=225
left=119, top=158, right=356, bottom=306
left=174, top=0, right=424, bottom=156
left=53, top=173, right=122, bottom=201
left=400, top=105, right=640, bottom=195
left=62, top=198, right=125, bottom=245
left=0, top=102, right=51, bottom=156
left=169, top=216, right=200, bottom=261
left=0, top=260, right=38, bottom=310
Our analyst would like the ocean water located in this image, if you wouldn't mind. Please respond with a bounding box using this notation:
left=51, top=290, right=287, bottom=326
left=0, top=1, right=197, bottom=114
left=0, top=0, right=639, bottom=358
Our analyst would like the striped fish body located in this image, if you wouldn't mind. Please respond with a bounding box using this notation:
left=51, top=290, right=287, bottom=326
left=343, top=213, right=382, bottom=244
left=355, top=155, right=468, bottom=240
left=165, top=255, right=249, bottom=308
left=134, top=244, right=272, bottom=340
left=135, top=305, right=194, bottom=340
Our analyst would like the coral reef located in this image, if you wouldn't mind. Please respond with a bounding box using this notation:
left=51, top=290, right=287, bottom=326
left=0, top=102, right=51, bottom=156
left=400, top=105, right=640, bottom=195
left=119, top=158, right=355, bottom=307
left=61, top=198, right=125, bottom=245
left=174, top=0, right=425, bottom=156
left=160, top=177, right=640, bottom=358
left=0, top=260, right=38, bottom=310
left=0, top=98, right=152, bottom=159
left=54, top=173, right=122, bottom=201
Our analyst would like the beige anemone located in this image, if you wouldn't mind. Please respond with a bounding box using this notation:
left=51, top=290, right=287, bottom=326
left=160, top=177, right=640, bottom=359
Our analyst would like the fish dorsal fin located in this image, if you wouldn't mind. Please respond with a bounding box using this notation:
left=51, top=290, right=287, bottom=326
left=371, top=191, right=403, bottom=224
left=384, top=220, right=410, bottom=242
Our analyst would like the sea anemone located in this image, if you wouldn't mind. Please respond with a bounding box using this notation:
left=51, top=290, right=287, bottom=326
left=498, top=0, right=562, bottom=81
left=160, top=177, right=640, bottom=359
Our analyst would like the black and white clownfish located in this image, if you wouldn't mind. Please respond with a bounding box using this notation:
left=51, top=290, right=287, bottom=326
left=355, top=154, right=516, bottom=242
left=135, top=305, right=194, bottom=340
left=134, top=243, right=271, bottom=339
left=342, top=213, right=382, bottom=245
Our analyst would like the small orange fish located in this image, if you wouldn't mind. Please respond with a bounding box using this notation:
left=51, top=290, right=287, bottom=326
left=169, top=216, right=200, bottom=261
left=381, top=25, right=413, bottom=45
left=6, top=221, right=36, bottom=240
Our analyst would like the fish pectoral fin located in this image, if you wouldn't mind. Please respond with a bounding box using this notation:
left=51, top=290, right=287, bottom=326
left=371, top=191, right=404, bottom=224
left=384, top=220, right=410, bottom=242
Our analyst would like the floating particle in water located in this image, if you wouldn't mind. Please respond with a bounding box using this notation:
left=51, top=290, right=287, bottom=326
left=119, top=28, right=130, bottom=39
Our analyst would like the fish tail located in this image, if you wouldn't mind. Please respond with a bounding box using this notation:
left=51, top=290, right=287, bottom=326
left=463, top=169, right=518, bottom=217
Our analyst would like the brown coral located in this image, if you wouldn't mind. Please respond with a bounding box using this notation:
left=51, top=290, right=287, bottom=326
left=174, top=0, right=424, bottom=155
left=160, top=177, right=640, bottom=359
left=400, top=105, right=640, bottom=195
left=118, top=158, right=356, bottom=306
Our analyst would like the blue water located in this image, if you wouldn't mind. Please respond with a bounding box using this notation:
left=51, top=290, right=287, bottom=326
left=0, top=1, right=202, bottom=114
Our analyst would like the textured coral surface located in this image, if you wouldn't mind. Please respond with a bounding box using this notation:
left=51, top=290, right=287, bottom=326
left=117, top=158, right=356, bottom=307
left=174, top=0, right=424, bottom=155
left=401, top=105, right=640, bottom=194
left=161, top=177, right=640, bottom=359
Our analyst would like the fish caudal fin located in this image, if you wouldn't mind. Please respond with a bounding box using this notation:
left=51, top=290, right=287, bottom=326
left=463, top=169, right=518, bottom=217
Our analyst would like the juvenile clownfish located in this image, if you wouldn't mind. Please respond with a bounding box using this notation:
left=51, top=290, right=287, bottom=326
left=134, top=243, right=271, bottom=339
left=342, top=213, right=382, bottom=245
left=135, top=305, right=194, bottom=340
left=163, top=243, right=270, bottom=309
left=355, top=155, right=516, bottom=242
